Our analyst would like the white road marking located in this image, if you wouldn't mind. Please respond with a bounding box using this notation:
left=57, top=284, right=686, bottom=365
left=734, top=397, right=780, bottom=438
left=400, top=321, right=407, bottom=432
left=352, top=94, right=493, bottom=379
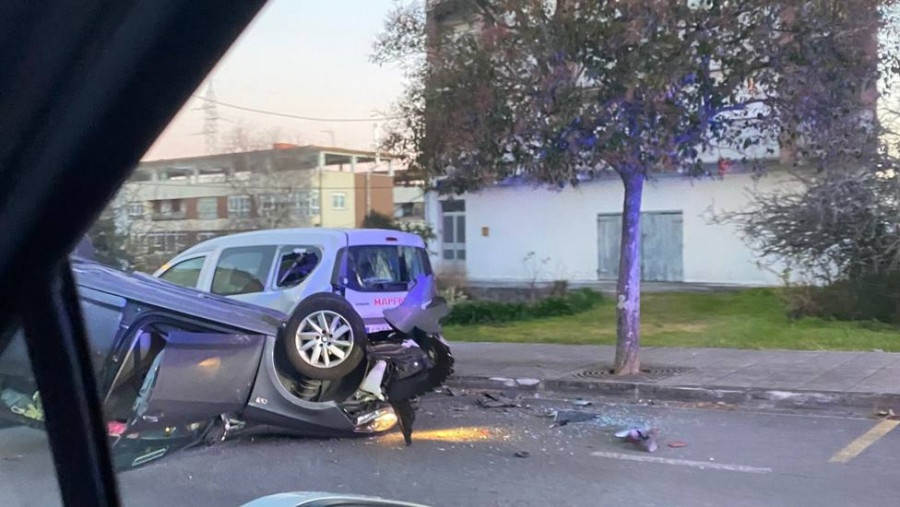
left=590, top=451, right=772, bottom=474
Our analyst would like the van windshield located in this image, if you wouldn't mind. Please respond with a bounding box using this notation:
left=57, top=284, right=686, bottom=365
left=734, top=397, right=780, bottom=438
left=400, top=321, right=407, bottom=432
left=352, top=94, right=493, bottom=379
left=345, top=245, right=431, bottom=292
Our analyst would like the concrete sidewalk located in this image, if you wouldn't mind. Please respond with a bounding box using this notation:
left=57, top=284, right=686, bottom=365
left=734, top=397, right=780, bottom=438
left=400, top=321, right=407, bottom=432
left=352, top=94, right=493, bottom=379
left=448, top=342, right=900, bottom=412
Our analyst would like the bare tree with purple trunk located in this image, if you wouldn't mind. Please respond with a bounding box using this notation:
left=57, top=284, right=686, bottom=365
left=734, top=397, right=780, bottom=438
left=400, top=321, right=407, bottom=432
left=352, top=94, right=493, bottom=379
left=375, top=0, right=894, bottom=374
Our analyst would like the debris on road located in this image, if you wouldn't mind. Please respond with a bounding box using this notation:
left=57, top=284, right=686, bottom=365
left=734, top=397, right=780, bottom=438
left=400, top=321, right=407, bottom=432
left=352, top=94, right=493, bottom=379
left=875, top=409, right=898, bottom=420
left=615, top=427, right=659, bottom=453
left=551, top=409, right=598, bottom=427
left=573, top=398, right=592, bottom=407
left=684, top=400, right=738, bottom=411
left=489, top=377, right=516, bottom=387
left=477, top=392, right=519, bottom=409
left=667, top=441, right=687, bottom=448
left=514, top=451, right=530, bottom=458
left=1, top=388, right=44, bottom=422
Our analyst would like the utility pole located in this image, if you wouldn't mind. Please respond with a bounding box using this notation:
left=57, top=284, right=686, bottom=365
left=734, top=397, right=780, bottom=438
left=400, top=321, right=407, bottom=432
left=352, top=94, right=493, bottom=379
left=200, top=81, right=220, bottom=154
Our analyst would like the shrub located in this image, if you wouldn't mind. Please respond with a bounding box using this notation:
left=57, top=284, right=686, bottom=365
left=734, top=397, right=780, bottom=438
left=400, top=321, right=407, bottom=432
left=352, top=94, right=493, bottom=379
left=783, top=272, right=900, bottom=325
left=443, top=300, right=528, bottom=325
left=438, top=286, right=469, bottom=306
left=444, top=289, right=602, bottom=326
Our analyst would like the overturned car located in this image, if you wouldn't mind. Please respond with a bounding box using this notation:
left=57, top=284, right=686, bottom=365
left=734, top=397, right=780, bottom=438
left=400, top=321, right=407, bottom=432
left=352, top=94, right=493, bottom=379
left=0, top=250, right=453, bottom=469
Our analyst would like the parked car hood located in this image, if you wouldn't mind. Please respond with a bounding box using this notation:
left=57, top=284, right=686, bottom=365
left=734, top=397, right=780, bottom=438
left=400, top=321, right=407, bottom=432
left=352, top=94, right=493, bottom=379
left=70, top=259, right=287, bottom=336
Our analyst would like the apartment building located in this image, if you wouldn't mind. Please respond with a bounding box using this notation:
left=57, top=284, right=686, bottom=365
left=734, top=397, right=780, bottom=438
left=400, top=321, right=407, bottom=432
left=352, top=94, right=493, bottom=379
left=117, top=144, right=395, bottom=269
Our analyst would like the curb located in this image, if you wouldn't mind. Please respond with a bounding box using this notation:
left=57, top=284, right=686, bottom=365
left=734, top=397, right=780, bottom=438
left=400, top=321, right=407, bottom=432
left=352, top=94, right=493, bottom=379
left=446, top=375, right=900, bottom=415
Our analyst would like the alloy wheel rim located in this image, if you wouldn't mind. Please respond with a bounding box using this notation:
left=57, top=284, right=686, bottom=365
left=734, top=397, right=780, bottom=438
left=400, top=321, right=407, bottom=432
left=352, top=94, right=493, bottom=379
left=295, top=310, right=354, bottom=368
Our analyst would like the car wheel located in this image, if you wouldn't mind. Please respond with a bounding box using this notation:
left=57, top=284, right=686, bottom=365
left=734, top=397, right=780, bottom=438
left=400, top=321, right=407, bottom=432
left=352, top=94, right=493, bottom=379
left=283, top=293, right=366, bottom=380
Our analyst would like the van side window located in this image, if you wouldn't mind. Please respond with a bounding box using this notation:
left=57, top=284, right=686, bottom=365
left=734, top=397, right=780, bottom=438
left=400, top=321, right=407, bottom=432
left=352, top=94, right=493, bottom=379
left=158, top=256, right=205, bottom=289
left=275, top=246, right=321, bottom=288
left=212, top=246, right=276, bottom=296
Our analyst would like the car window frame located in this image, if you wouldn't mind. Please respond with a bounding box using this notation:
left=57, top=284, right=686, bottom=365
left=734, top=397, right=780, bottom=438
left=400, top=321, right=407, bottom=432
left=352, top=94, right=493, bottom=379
left=270, top=244, right=324, bottom=290
left=157, top=254, right=207, bottom=289
left=210, top=245, right=277, bottom=297
left=342, top=245, right=433, bottom=293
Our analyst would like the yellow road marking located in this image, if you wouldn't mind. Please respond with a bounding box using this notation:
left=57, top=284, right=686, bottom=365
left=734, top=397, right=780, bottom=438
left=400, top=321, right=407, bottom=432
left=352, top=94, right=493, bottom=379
left=829, top=419, right=899, bottom=464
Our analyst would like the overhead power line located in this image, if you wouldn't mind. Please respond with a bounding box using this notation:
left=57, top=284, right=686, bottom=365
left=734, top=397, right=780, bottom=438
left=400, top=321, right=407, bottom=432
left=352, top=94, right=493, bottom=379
left=190, top=95, right=401, bottom=123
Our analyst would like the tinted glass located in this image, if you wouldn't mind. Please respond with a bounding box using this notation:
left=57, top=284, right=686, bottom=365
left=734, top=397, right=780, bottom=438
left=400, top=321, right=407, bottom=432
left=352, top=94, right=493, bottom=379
left=211, top=246, right=275, bottom=295
left=443, top=216, right=455, bottom=243
left=440, top=200, right=465, bottom=212
left=159, top=256, right=205, bottom=289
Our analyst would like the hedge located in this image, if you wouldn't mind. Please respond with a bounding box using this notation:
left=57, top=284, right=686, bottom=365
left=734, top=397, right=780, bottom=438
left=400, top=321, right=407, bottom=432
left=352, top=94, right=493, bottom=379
left=443, top=289, right=603, bottom=326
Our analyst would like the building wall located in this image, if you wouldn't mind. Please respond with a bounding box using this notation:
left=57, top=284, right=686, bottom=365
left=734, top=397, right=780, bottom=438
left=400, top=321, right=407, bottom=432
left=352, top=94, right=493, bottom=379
left=428, top=171, right=798, bottom=286
left=353, top=173, right=367, bottom=228
left=350, top=173, right=396, bottom=227
left=320, top=171, right=357, bottom=228
left=369, top=174, right=395, bottom=220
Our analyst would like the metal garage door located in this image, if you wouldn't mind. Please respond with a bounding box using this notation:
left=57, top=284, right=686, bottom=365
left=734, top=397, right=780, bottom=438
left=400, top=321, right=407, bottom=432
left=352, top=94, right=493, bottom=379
left=597, top=212, right=684, bottom=282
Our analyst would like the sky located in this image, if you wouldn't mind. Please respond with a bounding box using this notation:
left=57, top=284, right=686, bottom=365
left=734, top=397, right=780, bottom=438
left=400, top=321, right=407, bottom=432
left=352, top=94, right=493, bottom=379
left=143, top=0, right=408, bottom=161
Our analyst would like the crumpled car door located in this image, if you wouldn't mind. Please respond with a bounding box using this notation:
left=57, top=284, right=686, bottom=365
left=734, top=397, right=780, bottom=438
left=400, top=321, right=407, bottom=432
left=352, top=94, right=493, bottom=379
left=126, top=331, right=264, bottom=431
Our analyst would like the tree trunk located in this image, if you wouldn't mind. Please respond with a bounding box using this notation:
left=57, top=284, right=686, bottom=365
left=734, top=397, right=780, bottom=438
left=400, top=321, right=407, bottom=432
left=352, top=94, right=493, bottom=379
left=614, top=172, right=644, bottom=375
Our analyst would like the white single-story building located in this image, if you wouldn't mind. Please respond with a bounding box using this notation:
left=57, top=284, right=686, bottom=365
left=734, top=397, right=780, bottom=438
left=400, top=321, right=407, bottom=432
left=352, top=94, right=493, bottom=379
left=424, top=168, right=796, bottom=287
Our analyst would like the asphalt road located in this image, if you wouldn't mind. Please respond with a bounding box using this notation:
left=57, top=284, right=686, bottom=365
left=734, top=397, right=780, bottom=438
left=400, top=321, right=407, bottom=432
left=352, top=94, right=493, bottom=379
left=2, top=391, right=899, bottom=507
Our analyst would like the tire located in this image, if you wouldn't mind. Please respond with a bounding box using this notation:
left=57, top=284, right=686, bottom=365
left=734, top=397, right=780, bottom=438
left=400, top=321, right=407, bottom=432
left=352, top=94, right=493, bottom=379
left=283, top=293, right=366, bottom=380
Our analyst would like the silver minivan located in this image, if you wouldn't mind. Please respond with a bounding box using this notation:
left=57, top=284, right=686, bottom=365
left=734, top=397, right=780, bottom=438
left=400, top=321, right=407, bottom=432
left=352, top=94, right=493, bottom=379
left=154, top=228, right=444, bottom=384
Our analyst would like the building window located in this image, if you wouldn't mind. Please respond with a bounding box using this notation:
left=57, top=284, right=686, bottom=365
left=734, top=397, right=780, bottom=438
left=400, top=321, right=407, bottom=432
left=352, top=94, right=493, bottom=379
left=228, top=195, right=252, bottom=218
left=440, top=199, right=465, bottom=213
left=197, top=197, right=218, bottom=220
left=441, top=199, right=466, bottom=263
left=258, top=193, right=295, bottom=217
left=292, top=190, right=321, bottom=217
left=160, top=199, right=181, bottom=213
left=127, top=203, right=144, bottom=219
left=310, top=190, right=320, bottom=214
left=144, top=232, right=188, bottom=254
left=258, top=194, right=276, bottom=215
left=152, top=199, right=185, bottom=220
left=395, top=202, right=422, bottom=218
left=331, top=192, right=346, bottom=210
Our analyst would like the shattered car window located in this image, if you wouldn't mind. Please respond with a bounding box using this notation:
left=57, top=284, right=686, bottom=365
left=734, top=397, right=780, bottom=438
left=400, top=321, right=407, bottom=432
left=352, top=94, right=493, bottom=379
left=275, top=245, right=321, bottom=288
